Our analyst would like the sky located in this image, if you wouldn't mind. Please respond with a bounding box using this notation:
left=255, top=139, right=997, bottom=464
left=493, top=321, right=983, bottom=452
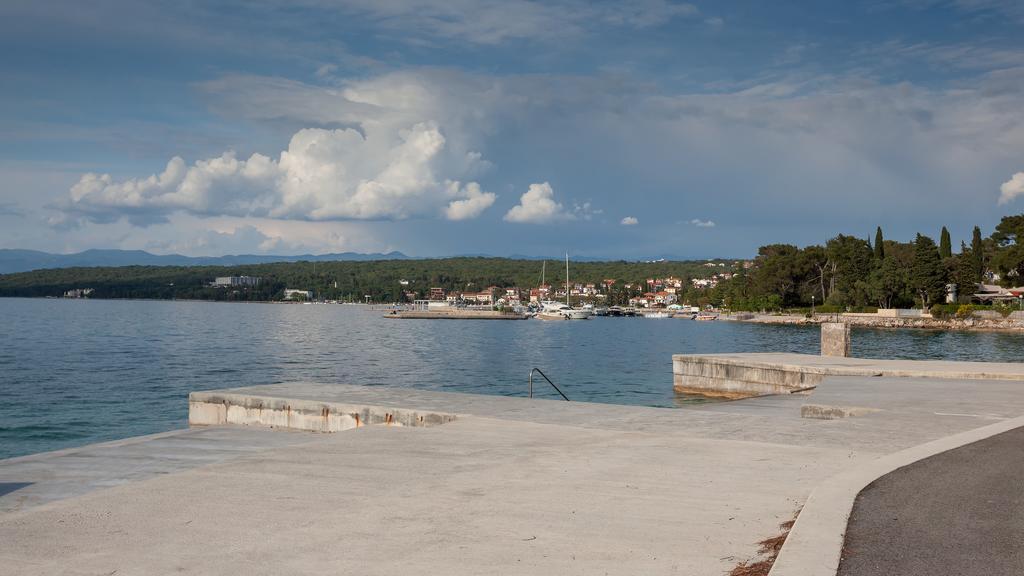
left=2, top=0, right=1024, bottom=259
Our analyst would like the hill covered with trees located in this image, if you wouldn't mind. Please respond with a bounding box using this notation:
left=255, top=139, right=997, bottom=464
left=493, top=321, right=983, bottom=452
left=709, top=214, right=1024, bottom=312
left=0, top=257, right=736, bottom=304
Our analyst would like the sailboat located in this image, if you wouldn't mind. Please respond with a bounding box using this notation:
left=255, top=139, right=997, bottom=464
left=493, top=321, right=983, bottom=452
left=536, top=253, right=589, bottom=320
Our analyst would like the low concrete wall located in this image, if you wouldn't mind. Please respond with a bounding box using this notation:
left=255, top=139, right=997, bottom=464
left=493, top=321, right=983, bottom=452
left=189, top=391, right=457, bottom=433
left=673, top=353, right=1024, bottom=398
left=673, top=356, right=827, bottom=399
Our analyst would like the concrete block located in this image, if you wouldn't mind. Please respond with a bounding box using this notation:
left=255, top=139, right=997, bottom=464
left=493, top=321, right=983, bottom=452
left=188, top=392, right=457, bottom=433
left=820, top=323, right=850, bottom=357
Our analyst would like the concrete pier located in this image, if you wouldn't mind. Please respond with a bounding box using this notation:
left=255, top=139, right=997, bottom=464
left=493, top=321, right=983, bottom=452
left=673, top=352, right=1024, bottom=398
left=6, top=372, right=1024, bottom=575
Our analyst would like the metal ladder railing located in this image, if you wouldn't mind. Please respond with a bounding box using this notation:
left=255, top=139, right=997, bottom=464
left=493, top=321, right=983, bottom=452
left=528, top=368, right=570, bottom=401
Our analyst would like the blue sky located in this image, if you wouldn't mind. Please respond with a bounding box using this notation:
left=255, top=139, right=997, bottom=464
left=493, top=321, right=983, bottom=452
left=2, top=0, right=1024, bottom=258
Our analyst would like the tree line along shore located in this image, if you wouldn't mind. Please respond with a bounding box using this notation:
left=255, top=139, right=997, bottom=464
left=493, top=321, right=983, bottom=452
left=707, top=214, right=1024, bottom=315
left=3, top=214, right=1024, bottom=314
left=0, top=257, right=738, bottom=305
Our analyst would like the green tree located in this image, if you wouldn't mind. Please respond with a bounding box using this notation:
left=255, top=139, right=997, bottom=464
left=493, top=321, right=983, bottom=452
left=868, top=255, right=905, bottom=309
left=991, top=215, right=1024, bottom=286
left=939, top=227, right=952, bottom=259
left=955, top=242, right=977, bottom=301
left=825, top=234, right=874, bottom=306
left=874, top=227, right=885, bottom=260
left=911, top=234, right=946, bottom=307
left=748, top=244, right=805, bottom=308
left=971, top=225, right=985, bottom=282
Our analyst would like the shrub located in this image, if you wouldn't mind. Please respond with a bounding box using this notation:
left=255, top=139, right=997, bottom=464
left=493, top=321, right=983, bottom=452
left=955, top=304, right=974, bottom=318
left=929, top=303, right=958, bottom=319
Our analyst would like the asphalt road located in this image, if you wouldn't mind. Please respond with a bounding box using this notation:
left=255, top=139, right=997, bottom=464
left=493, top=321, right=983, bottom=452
left=838, top=426, right=1024, bottom=576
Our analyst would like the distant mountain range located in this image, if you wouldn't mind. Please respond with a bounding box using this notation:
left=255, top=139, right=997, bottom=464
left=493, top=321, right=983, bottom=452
left=0, top=249, right=411, bottom=275
left=0, top=248, right=734, bottom=275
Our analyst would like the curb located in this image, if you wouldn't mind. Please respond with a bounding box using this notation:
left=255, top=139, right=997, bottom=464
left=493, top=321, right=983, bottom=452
left=768, top=413, right=1024, bottom=576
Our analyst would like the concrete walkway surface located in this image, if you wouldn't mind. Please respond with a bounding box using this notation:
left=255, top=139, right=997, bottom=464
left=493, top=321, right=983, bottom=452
left=3, top=373, right=1024, bottom=575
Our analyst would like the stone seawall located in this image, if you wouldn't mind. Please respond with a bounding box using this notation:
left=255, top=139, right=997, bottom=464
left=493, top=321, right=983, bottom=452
left=721, top=312, right=1024, bottom=331
left=673, top=353, right=1024, bottom=398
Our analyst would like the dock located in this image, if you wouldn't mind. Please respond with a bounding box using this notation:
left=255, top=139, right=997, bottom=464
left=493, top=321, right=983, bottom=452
left=6, top=361, right=1024, bottom=575
left=383, top=309, right=528, bottom=319
left=673, top=352, right=1024, bottom=398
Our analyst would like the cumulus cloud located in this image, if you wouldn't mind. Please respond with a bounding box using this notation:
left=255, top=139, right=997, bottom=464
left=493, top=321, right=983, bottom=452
left=61, top=122, right=496, bottom=225
left=689, top=219, right=715, bottom=228
left=620, top=216, right=639, bottom=225
left=999, top=172, right=1024, bottom=205
left=504, top=182, right=577, bottom=224
left=444, top=181, right=497, bottom=220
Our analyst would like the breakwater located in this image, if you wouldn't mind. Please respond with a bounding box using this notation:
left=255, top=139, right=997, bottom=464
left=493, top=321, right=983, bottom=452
left=673, top=352, right=1024, bottom=398
left=723, top=311, right=1024, bottom=331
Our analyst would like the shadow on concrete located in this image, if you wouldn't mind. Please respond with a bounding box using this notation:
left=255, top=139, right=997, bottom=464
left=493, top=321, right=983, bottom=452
left=0, top=482, right=33, bottom=497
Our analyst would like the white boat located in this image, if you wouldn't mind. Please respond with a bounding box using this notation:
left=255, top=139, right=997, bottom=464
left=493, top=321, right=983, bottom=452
left=537, top=302, right=590, bottom=320
left=641, top=310, right=673, bottom=318
left=535, top=254, right=589, bottom=320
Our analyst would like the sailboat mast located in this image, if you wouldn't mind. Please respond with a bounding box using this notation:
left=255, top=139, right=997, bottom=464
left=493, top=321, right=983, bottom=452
left=565, top=252, right=570, bottom=307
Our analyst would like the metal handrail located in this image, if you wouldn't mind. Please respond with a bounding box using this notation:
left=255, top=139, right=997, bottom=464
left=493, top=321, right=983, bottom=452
left=528, top=368, right=570, bottom=401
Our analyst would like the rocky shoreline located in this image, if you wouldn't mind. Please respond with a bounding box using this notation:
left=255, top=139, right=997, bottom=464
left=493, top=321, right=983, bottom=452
left=721, top=312, right=1024, bottom=332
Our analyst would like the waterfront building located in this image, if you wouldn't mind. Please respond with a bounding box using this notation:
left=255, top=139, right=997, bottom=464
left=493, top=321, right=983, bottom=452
left=283, top=289, right=312, bottom=300
left=63, top=288, right=93, bottom=298
left=212, top=276, right=261, bottom=288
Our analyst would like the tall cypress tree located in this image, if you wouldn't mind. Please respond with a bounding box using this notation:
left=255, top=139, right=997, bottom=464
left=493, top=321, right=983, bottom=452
left=956, top=241, right=976, bottom=297
left=874, top=226, right=884, bottom=260
left=912, top=233, right=946, bottom=307
left=971, top=225, right=984, bottom=282
left=939, top=226, right=952, bottom=259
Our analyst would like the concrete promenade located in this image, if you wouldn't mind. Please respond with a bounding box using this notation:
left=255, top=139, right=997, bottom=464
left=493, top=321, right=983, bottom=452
left=3, top=373, right=1024, bottom=574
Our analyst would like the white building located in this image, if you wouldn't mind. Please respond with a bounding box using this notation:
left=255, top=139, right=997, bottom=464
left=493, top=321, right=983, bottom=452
left=284, top=289, right=313, bottom=300
left=213, top=276, right=261, bottom=287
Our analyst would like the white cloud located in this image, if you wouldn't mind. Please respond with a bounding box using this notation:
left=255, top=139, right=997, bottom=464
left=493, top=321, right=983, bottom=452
left=504, top=182, right=576, bottom=224
left=689, top=218, right=715, bottom=228
left=999, top=172, right=1024, bottom=205
left=444, top=181, right=496, bottom=220
left=44, top=63, right=1024, bottom=254
left=620, top=216, right=639, bottom=225
left=62, top=121, right=497, bottom=225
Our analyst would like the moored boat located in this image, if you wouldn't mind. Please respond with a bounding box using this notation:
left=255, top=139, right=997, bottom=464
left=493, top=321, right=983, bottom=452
left=536, top=302, right=589, bottom=320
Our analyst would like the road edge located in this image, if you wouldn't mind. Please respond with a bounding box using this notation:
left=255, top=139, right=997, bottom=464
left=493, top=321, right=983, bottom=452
left=768, top=413, right=1024, bottom=576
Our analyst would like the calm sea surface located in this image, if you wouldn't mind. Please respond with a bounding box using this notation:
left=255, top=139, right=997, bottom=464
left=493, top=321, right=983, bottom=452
left=3, top=298, right=1024, bottom=459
